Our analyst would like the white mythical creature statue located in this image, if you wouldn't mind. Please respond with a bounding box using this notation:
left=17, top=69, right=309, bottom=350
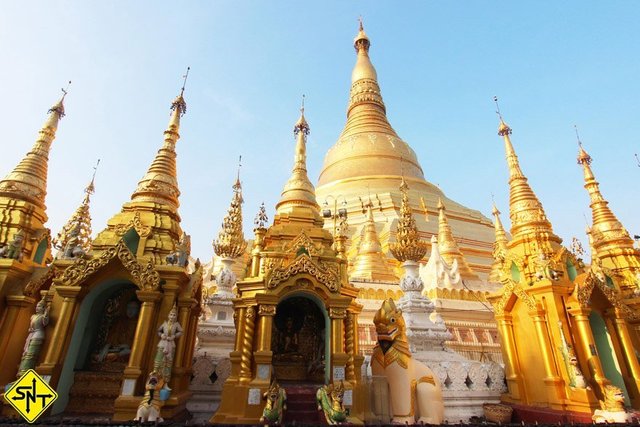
left=371, top=298, right=444, bottom=424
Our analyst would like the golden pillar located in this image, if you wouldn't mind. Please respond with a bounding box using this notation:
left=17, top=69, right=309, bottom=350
left=171, top=297, right=193, bottom=390
left=530, top=304, right=564, bottom=403
left=40, top=285, right=82, bottom=378
left=253, top=304, right=276, bottom=384
left=239, top=306, right=256, bottom=381
left=330, top=307, right=348, bottom=382
left=228, top=306, right=246, bottom=380
left=122, top=289, right=161, bottom=393
left=0, top=295, right=36, bottom=385
left=345, top=312, right=356, bottom=382
left=495, top=312, right=525, bottom=400
left=612, top=311, right=640, bottom=407
left=568, top=306, right=608, bottom=389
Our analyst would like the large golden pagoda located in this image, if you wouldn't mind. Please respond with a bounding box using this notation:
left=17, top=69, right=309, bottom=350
left=316, top=22, right=495, bottom=278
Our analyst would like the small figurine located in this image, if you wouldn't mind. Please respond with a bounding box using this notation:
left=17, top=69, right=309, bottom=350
left=166, top=232, right=190, bottom=266
left=61, top=225, right=87, bottom=259
left=316, top=380, right=348, bottom=425
left=0, top=229, right=25, bottom=261
left=17, top=297, right=50, bottom=377
left=260, top=379, right=287, bottom=426
left=153, top=304, right=183, bottom=385
left=135, top=372, right=165, bottom=423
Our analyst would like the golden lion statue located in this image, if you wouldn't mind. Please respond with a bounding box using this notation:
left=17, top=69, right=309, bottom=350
left=371, top=299, right=444, bottom=424
left=593, top=384, right=630, bottom=423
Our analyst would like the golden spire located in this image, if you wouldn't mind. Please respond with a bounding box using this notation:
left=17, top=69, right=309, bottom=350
left=351, top=199, right=397, bottom=282
left=53, top=159, right=99, bottom=257
left=576, top=137, right=636, bottom=253
left=341, top=19, right=397, bottom=139
left=492, top=202, right=508, bottom=251
left=437, top=198, right=478, bottom=279
left=494, top=97, right=560, bottom=246
left=489, top=202, right=509, bottom=282
left=275, top=98, right=320, bottom=215
left=389, top=178, right=428, bottom=262
left=131, top=68, right=189, bottom=209
left=0, top=83, right=69, bottom=208
left=213, top=158, right=248, bottom=259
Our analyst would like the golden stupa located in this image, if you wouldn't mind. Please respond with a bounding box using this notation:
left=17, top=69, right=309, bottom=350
left=316, top=22, right=495, bottom=278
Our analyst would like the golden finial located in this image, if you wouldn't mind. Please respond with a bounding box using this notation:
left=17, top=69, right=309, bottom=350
left=213, top=169, right=248, bottom=260
left=437, top=198, right=478, bottom=278
left=171, top=67, right=189, bottom=116
left=294, top=94, right=309, bottom=135
left=494, top=96, right=511, bottom=136
left=0, top=87, right=70, bottom=207
left=389, top=178, right=428, bottom=262
left=234, top=155, right=242, bottom=190
left=576, top=136, right=635, bottom=256
left=53, top=160, right=99, bottom=258
left=276, top=103, right=319, bottom=214
left=354, top=16, right=370, bottom=51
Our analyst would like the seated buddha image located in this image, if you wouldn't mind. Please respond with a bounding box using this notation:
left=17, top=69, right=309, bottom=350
left=91, top=291, right=141, bottom=370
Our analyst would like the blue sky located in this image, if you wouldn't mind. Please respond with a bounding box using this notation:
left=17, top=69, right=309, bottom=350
left=1, top=2, right=639, bottom=260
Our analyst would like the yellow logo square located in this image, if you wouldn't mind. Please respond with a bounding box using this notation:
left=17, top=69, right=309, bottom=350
left=4, top=369, right=58, bottom=423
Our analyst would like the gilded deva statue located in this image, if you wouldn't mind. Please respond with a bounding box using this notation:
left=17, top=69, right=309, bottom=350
left=154, top=304, right=183, bottom=385
left=18, top=297, right=50, bottom=377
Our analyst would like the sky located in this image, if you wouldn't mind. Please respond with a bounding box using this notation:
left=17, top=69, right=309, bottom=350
left=1, top=2, right=639, bottom=260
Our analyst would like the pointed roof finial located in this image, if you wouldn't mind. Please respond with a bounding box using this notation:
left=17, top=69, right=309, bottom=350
left=180, top=66, right=190, bottom=97
left=294, top=94, right=309, bottom=135
left=494, top=96, right=511, bottom=136
left=53, top=159, right=98, bottom=258
left=235, top=155, right=242, bottom=188
left=213, top=170, right=247, bottom=259
left=437, top=198, right=479, bottom=279
left=389, top=178, right=428, bottom=262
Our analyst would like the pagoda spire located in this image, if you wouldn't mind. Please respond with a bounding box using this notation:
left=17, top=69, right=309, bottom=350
left=130, top=69, right=189, bottom=210
left=213, top=160, right=248, bottom=260
left=341, top=19, right=397, bottom=139
left=437, top=198, right=478, bottom=279
left=576, top=140, right=638, bottom=262
left=53, top=160, right=99, bottom=258
left=489, top=202, right=509, bottom=282
left=275, top=99, right=320, bottom=215
left=389, top=178, right=428, bottom=262
left=0, top=84, right=68, bottom=208
left=495, top=100, right=560, bottom=247
left=351, top=199, right=397, bottom=282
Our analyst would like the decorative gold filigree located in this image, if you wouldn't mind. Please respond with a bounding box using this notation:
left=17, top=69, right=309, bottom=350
left=213, top=175, right=247, bottom=259
left=285, top=231, right=320, bottom=256
left=114, top=211, right=152, bottom=238
left=329, top=307, right=346, bottom=318
left=267, top=255, right=338, bottom=292
left=576, top=270, right=640, bottom=321
left=492, top=277, right=536, bottom=315
left=59, top=239, right=160, bottom=290
left=24, top=267, right=57, bottom=297
left=389, top=179, right=428, bottom=262
left=258, top=305, right=276, bottom=316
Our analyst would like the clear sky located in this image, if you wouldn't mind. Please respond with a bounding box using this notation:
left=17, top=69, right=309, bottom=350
left=1, top=2, right=639, bottom=260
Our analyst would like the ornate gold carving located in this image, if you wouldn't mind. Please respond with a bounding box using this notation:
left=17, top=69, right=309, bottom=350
left=329, top=307, right=346, bottom=319
left=576, top=271, right=640, bottom=321
left=389, top=179, right=428, bottom=262
left=59, top=239, right=160, bottom=290
left=268, top=255, right=338, bottom=292
left=213, top=175, right=247, bottom=259
left=24, top=267, right=56, bottom=297
left=114, top=212, right=152, bottom=238
left=259, top=305, right=276, bottom=316
left=285, top=231, right=320, bottom=256
left=492, top=278, right=536, bottom=315
left=239, top=306, right=256, bottom=378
